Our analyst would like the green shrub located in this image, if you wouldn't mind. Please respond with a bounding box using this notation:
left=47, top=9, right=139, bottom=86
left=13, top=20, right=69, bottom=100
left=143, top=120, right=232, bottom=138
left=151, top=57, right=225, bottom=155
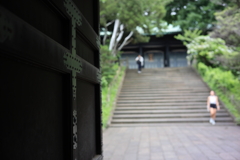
left=101, top=67, right=126, bottom=129
left=197, top=62, right=240, bottom=124
left=187, top=36, right=237, bottom=67
left=185, top=35, right=240, bottom=78
left=100, top=45, right=119, bottom=87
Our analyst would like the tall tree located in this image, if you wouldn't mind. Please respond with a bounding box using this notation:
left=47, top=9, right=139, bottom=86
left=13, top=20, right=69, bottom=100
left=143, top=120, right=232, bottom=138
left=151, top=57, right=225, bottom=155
left=209, top=1, right=240, bottom=77
left=211, top=0, right=240, bottom=7
left=210, top=5, right=240, bottom=48
left=100, top=0, right=171, bottom=55
left=164, top=0, right=228, bottom=32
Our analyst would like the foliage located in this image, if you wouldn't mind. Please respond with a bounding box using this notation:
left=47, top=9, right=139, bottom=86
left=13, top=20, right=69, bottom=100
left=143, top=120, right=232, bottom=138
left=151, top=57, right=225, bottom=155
left=211, top=0, right=240, bottom=8
left=100, top=0, right=171, bottom=35
left=100, top=45, right=119, bottom=87
left=101, top=67, right=125, bottom=129
left=197, top=62, right=240, bottom=123
left=215, top=51, right=240, bottom=78
left=100, top=0, right=172, bottom=54
left=184, top=35, right=240, bottom=77
left=164, top=0, right=228, bottom=31
left=175, top=29, right=202, bottom=45
left=210, top=6, right=240, bottom=48
left=100, top=44, right=126, bottom=128
left=209, top=1, right=240, bottom=77
left=185, top=36, right=235, bottom=66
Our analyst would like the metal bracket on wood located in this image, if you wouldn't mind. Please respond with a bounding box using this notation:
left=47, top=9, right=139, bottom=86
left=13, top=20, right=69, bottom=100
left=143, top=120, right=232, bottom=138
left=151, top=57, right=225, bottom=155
left=73, top=110, right=77, bottom=149
left=63, top=52, right=82, bottom=98
left=63, top=0, right=83, bottom=152
left=64, top=0, right=82, bottom=26
left=63, top=0, right=83, bottom=99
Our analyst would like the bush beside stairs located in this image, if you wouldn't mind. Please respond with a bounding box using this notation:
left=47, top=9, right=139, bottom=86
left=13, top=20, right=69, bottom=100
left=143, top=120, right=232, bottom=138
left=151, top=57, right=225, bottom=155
left=110, top=67, right=235, bottom=127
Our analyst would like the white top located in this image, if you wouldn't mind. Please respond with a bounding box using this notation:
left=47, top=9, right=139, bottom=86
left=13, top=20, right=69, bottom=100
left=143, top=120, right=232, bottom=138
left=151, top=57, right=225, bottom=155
left=135, top=56, right=144, bottom=66
left=209, top=96, right=217, bottom=104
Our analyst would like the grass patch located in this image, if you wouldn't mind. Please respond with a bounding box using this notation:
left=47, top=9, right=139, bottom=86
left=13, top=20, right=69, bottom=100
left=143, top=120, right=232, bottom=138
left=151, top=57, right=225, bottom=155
left=101, top=67, right=126, bottom=129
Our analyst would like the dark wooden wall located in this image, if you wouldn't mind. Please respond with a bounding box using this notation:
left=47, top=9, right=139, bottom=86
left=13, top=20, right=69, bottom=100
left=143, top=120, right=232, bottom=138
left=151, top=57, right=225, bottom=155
left=0, top=0, right=102, bottom=160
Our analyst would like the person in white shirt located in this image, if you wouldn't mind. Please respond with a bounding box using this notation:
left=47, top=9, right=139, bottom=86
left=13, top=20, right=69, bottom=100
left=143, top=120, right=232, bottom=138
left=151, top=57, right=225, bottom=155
left=135, top=55, right=144, bottom=73
left=207, top=90, right=220, bottom=125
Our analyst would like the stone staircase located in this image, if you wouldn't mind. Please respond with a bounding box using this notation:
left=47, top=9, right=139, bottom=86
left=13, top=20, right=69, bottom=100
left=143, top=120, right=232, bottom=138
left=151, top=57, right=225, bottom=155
left=110, top=67, right=235, bottom=126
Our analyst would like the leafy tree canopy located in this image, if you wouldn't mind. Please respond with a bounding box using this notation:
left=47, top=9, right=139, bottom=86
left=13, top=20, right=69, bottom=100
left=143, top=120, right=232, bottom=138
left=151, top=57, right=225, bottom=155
left=100, top=0, right=172, bottom=43
left=175, top=29, right=202, bottom=45
left=185, top=35, right=240, bottom=77
left=210, top=5, right=240, bottom=48
left=186, top=36, right=236, bottom=65
left=211, top=0, right=240, bottom=7
left=164, top=0, right=228, bottom=31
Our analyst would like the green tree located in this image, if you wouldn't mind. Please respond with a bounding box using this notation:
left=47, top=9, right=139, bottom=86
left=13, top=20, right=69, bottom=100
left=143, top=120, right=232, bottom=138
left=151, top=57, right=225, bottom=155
left=175, top=29, right=202, bottom=45
left=186, top=36, right=237, bottom=66
left=209, top=2, right=240, bottom=77
left=181, top=35, right=240, bottom=77
left=164, top=0, right=227, bottom=32
left=100, top=0, right=171, bottom=56
left=211, top=0, right=240, bottom=7
left=210, top=6, right=240, bottom=48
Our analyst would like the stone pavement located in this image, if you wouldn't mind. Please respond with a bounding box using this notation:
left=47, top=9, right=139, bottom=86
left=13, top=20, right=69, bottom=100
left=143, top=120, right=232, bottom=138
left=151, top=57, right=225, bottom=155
left=103, top=125, right=240, bottom=160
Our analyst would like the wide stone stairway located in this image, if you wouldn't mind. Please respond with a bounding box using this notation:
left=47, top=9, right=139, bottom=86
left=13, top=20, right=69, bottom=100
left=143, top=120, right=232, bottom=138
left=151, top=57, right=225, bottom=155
left=110, top=67, right=234, bottom=126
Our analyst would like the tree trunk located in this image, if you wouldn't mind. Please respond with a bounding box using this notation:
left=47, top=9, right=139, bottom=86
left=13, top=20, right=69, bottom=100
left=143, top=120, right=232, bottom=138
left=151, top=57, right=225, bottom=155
left=118, top=31, right=133, bottom=51
left=109, top=19, right=120, bottom=52
left=113, top=24, right=124, bottom=55
left=103, top=26, right=108, bottom=45
left=103, top=21, right=114, bottom=45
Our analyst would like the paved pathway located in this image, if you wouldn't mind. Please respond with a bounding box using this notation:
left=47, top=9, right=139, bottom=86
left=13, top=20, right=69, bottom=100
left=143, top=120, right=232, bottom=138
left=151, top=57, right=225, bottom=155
left=103, top=125, right=240, bottom=160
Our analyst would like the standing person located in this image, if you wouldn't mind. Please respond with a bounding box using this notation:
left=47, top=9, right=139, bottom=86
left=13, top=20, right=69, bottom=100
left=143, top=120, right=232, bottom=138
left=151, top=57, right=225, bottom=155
left=207, top=90, right=220, bottom=125
left=135, top=54, right=144, bottom=73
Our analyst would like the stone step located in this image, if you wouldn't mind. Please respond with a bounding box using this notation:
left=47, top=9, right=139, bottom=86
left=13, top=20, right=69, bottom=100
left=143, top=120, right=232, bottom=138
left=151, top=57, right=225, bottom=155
left=116, top=104, right=207, bottom=108
left=120, top=89, right=209, bottom=92
left=113, top=110, right=227, bottom=115
left=118, top=93, right=208, bottom=97
left=111, top=117, right=233, bottom=124
left=124, top=75, right=199, bottom=77
left=124, top=79, right=202, bottom=83
left=119, top=92, right=209, bottom=95
left=121, top=88, right=208, bottom=91
left=122, top=80, right=204, bottom=83
left=124, top=77, right=200, bottom=79
left=122, top=85, right=206, bottom=88
left=112, top=113, right=230, bottom=119
left=109, top=122, right=237, bottom=127
left=109, top=67, right=235, bottom=125
left=123, top=79, right=201, bottom=81
left=121, top=86, right=207, bottom=89
left=124, top=78, right=200, bottom=80
left=116, top=102, right=207, bottom=106
left=123, top=81, right=202, bottom=84
left=117, top=99, right=207, bottom=103
left=123, top=80, right=204, bottom=82
left=115, top=106, right=226, bottom=110
left=118, top=95, right=207, bottom=100
left=125, top=71, right=197, bottom=73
